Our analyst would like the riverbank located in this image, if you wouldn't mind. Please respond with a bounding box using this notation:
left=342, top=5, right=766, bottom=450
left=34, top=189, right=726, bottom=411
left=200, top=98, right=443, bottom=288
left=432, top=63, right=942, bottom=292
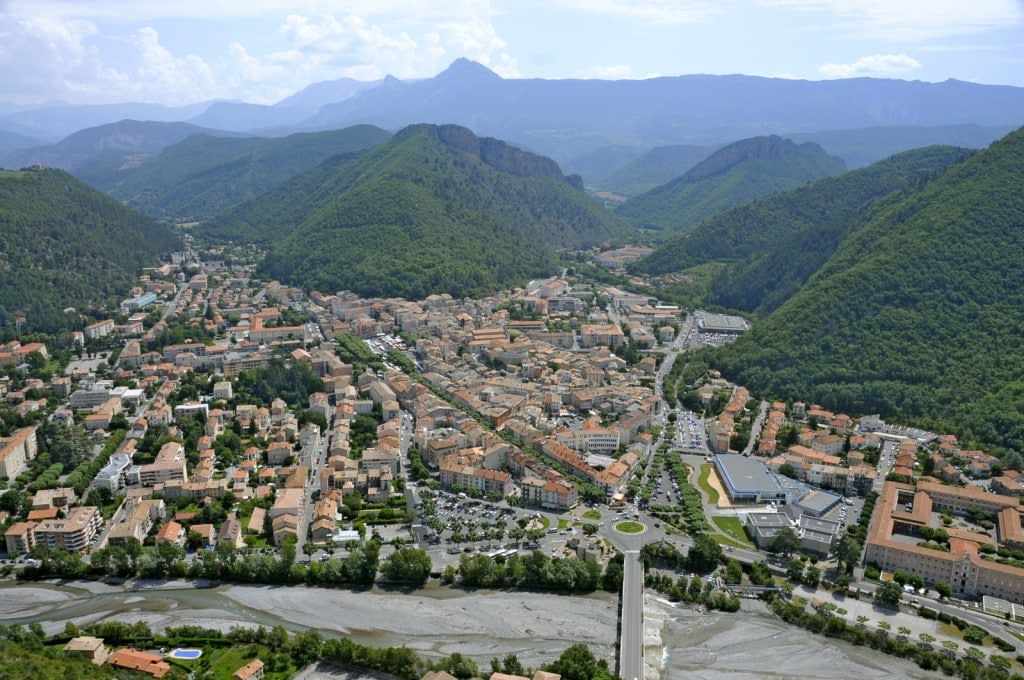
left=0, top=579, right=618, bottom=669
left=645, top=596, right=938, bottom=680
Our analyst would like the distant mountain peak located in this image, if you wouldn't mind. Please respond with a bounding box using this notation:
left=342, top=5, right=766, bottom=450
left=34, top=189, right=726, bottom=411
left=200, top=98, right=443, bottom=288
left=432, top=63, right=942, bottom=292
left=437, top=58, right=502, bottom=82
left=682, top=135, right=836, bottom=182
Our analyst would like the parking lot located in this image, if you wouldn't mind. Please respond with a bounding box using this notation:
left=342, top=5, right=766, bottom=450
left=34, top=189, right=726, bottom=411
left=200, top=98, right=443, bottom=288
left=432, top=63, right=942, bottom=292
left=414, top=491, right=612, bottom=569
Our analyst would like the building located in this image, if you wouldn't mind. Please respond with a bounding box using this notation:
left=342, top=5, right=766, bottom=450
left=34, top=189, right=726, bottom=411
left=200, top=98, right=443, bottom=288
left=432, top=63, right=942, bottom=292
left=5, top=521, right=36, bottom=555
left=64, top=636, right=110, bottom=665
left=233, top=658, right=265, bottom=680
left=94, top=452, right=133, bottom=491
left=865, top=481, right=1024, bottom=603
left=107, top=498, right=165, bottom=545
left=137, top=442, right=188, bottom=486
left=555, top=425, right=621, bottom=455
left=520, top=476, right=578, bottom=510
left=713, top=454, right=788, bottom=504
left=696, top=312, right=749, bottom=335
left=121, top=292, right=158, bottom=313
left=0, top=426, right=38, bottom=479
left=84, top=319, right=115, bottom=339
left=579, top=324, right=625, bottom=349
left=745, top=512, right=792, bottom=549
left=34, top=506, right=102, bottom=552
left=107, top=649, right=171, bottom=678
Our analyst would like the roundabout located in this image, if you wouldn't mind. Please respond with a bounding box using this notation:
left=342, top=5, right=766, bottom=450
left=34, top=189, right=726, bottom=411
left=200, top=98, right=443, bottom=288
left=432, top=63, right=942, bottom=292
left=614, top=520, right=646, bottom=534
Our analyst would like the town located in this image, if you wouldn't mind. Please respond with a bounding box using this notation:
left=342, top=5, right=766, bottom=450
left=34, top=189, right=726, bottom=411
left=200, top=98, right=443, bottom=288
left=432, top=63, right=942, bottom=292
left=1, top=241, right=1023, bottom=680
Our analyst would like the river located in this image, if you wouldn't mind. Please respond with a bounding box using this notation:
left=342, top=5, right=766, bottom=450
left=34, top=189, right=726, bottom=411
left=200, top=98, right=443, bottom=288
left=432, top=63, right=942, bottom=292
left=0, top=580, right=938, bottom=678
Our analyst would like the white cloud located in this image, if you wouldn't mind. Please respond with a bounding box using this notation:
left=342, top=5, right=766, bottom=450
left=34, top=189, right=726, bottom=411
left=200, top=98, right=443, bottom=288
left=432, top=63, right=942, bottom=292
left=764, top=0, right=1021, bottom=40
left=819, top=53, right=921, bottom=78
left=556, top=0, right=714, bottom=23
left=0, top=1, right=521, bottom=105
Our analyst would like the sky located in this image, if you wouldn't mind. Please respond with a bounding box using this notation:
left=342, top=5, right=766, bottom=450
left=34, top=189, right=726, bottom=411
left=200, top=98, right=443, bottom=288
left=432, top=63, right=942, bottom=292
left=0, top=0, right=1022, bottom=108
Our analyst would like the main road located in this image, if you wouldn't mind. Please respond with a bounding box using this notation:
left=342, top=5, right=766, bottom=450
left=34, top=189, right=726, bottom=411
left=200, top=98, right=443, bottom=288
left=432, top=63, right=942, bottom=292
left=619, top=550, right=645, bottom=680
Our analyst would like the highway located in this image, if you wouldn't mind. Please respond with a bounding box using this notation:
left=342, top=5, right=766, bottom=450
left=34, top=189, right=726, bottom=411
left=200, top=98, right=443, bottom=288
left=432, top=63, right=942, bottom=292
left=619, top=550, right=645, bottom=680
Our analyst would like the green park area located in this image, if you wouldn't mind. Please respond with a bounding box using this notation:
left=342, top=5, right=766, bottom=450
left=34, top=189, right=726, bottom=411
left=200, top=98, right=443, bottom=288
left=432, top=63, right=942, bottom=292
left=615, top=521, right=645, bottom=534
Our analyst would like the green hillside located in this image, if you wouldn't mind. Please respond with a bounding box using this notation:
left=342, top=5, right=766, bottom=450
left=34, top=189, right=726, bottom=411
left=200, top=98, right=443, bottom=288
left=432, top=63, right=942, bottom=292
left=707, top=126, right=1024, bottom=452
left=617, top=135, right=846, bottom=234
left=83, top=125, right=391, bottom=222
left=207, top=123, right=626, bottom=299
left=0, top=167, right=180, bottom=331
left=637, top=145, right=973, bottom=313
left=596, top=144, right=711, bottom=196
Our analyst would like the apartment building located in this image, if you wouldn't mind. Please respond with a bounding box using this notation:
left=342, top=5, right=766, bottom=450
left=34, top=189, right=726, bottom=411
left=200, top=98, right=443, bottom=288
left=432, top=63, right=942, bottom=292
left=84, top=319, right=115, bottom=339
left=520, top=476, right=578, bottom=510
left=0, top=426, right=38, bottom=479
left=34, top=506, right=102, bottom=552
left=137, top=442, right=188, bottom=486
left=5, top=521, right=36, bottom=555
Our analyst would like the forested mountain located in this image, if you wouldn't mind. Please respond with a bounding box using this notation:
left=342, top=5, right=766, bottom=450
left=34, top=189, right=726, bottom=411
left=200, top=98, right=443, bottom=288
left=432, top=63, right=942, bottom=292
left=617, top=136, right=845, bottom=233
left=595, top=144, right=712, bottom=196
left=1, top=119, right=228, bottom=172
left=636, top=145, right=973, bottom=312
left=705, top=126, right=1024, bottom=452
left=788, top=124, right=1014, bottom=168
left=206, top=123, right=625, bottom=299
left=0, top=167, right=180, bottom=331
left=85, top=125, right=391, bottom=222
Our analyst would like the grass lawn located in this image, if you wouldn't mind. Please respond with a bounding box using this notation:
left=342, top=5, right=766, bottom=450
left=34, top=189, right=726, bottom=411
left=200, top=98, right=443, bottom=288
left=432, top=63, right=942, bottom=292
left=698, top=464, right=720, bottom=504
left=615, top=521, right=645, bottom=534
left=207, top=645, right=295, bottom=680
left=582, top=509, right=602, bottom=520
left=557, top=518, right=570, bottom=529
left=539, top=516, right=551, bottom=530
left=710, top=533, right=749, bottom=549
left=712, top=516, right=753, bottom=546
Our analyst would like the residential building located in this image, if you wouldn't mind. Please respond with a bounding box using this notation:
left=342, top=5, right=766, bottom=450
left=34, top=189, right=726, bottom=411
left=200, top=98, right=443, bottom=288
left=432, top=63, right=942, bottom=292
left=34, top=506, right=102, bottom=552
left=5, top=521, right=36, bottom=555
left=107, top=498, right=165, bottom=546
left=137, top=442, right=188, bottom=486
left=84, top=319, right=115, bottom=339
left=107, top=649, right=171, bottom=678
left=64, top=636, right=110, bottom=665
left=579, top=324, right=625, bottom=349
left=233, top=659, right=265, bottom=680
left=0, top=426, right=38, bottom=479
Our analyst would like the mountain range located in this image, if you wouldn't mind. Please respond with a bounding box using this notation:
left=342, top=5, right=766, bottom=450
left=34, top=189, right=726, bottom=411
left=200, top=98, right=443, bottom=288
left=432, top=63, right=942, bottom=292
left=206, top=123, right=624, bottom=299
left=5, top=59, right=1024, bottom=173
left=0, top=167, right=180, bottom=332
left=617, top=136, right=846, bottom=233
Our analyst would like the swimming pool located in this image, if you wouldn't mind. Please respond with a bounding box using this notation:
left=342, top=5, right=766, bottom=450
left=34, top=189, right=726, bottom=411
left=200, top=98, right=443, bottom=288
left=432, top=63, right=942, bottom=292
left=168, top=648, right=203, bottom=659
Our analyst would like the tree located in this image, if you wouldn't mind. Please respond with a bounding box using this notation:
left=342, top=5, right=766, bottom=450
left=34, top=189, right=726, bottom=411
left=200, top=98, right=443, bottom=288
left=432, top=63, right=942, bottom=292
left=874, top=581, right=902, bottom=608
left=686, top=534, right=722, bottom=573
left=769, top=526, right=801, bottom=556
left=545, top=643, right=614, bottom=680
left=802, top=565, right=821, bottom=588
left=786, top=559, right=805, bottom=583
left=935, top=581, right=953, bottom=599
left=380, top=547, right=431, bottom=586
left=0, top=489, right=25, bottom=515
left=834, top=534, right=862, bottom=572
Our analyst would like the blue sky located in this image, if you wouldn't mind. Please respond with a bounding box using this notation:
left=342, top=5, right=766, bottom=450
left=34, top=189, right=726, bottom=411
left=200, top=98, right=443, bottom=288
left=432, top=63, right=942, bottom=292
left=1, top=0, right=1022, bottom=107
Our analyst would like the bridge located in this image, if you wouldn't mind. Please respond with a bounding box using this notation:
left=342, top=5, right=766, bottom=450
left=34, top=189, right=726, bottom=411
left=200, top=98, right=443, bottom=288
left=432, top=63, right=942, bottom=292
left=618, top=550, right=645, bottom=680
